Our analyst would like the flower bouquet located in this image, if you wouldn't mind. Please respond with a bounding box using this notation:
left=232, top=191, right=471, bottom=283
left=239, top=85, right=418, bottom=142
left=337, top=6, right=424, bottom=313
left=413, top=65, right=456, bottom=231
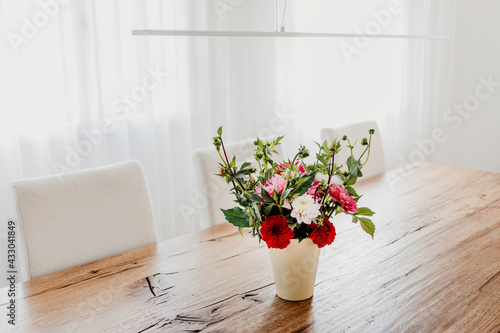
left=212, top=127, right=376, bottom=300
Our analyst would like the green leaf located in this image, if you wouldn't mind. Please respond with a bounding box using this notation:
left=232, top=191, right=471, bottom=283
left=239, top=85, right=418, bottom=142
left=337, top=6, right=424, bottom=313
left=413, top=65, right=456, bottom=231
left=346, top=156, right=356, bottom=170
left=356, top=207, right=375, bottom=216
left=217, top=126, right=223, bottom=136
left=358, top=217, right=375, bottom=238
left=352, top=215, right=359, bottom=224
left=281, top=188, right=293, bottom=201
left=345, top=186, right=359, bottom=198
left=291, top=172, right=316, bottom=197
left=263, top=204, right=273, bottom=215
left=240, top=162, right=252, bottom=170
left=261, top=188, right=275, bottom=203
left=345, top=166, right=358, bottom=186
left=234, top=196, right=248, bottom=207
left=252, top=202, right=262, bottom=221
left=235, top=170, right=251, bottom=178
left=220, top=207, right=250, bottom=228
left=249, top=193, right=265, bottom=203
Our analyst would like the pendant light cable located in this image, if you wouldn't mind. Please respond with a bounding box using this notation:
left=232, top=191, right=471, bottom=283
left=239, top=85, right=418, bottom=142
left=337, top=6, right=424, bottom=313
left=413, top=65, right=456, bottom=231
left=281, top=0, right=288, bottom=32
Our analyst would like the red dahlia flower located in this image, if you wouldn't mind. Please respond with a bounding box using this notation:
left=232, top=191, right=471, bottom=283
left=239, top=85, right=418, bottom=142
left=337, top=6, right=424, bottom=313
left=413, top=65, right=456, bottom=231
left=310, top=218, right=336, bottom=248
left=260, top=215, right=294, bottom=249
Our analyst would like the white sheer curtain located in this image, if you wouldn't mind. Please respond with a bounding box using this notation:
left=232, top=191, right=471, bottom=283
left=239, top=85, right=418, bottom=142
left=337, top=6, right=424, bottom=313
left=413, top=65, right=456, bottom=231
left=398, top=0, right=456, bottom=164
left=387, top=0, right=456, bottom=188
left=0, top=0, right=208, bottom=282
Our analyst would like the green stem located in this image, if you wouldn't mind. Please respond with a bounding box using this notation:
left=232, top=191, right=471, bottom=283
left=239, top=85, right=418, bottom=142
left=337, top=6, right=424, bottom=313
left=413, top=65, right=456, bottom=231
left=219, top=136, right=245, bottom=193
left=320, top=149, right=335, bottom=209
left=279, top=152, right=300, bottom=206
left=360, top=134, right=373, bottom=169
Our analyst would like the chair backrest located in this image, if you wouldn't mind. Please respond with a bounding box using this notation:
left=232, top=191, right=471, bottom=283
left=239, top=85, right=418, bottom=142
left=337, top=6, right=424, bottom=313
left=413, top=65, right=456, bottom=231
left=320, top=121, right=386, bottom=179
left=192, top=138, right=284, bottom=229
left=11, top=160, right=158, bottom=279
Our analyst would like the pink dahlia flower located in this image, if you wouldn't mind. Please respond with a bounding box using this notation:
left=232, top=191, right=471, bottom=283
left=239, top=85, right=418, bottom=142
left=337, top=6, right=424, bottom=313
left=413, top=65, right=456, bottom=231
left=255, top=174, right=286, bottom=198
left=328, top=184, right=358, bottom=214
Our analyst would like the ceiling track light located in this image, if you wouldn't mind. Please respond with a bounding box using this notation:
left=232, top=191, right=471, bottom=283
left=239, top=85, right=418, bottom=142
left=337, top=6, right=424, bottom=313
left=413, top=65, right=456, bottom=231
left=132, top=29, right=448, bottom=39
left=132, top=0, right=449, bottom=40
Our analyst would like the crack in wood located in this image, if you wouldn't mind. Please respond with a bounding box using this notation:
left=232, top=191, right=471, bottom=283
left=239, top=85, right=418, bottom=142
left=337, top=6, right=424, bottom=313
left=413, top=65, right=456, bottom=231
left=479, top=269, right=500, bottom=291
left=137, top=319, right=163, bottom=332
left=173, top=314, right=205, bottom=323
left=218, top=254, right=239, bottom=262
left=150, top=272, right=179, bottom=277
left=217, top=247, right=263, bottom=263
left=241, top=293, right=258, bottom=300
left=98, top=265, right=146, bottom=279
left=195, top=283, right=274, bottom=311
left=293, top=322, right=312, bottom=333
left=243, top=283, right=274, bottom=294
left=203, top=233, right=236, bottom=242
left=465, top=204, right=493, bottom=217
left=168, top=251, right=189, bottom=257
left=203, top=308, right=248, bottom=330
left=405, top=264, right=422, bottom=277
left=209, top=305, right=221, bottom=315
left=145, top=276, right=156, bottom=297
left=199, top=294, right=239, bottom=310
left=384, top=223, right=433, bottom=247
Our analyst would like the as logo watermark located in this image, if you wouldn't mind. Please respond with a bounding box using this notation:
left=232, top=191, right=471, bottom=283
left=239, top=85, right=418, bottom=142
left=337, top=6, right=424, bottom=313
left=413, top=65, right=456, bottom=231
left=339, top=0, right=403, bottom=64
left=386, top=74, right=500, bottom=190
left=51, top=66, right=168, bottom=175
left=8, top=0, right=71, bottom=53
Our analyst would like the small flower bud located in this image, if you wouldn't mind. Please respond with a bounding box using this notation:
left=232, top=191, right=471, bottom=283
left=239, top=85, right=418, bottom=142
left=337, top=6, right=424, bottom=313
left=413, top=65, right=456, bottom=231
left=218, top=167, right=226, bottom=177
left=256, top=152, right=264, bottom=159
left=298, top=145, right=310, bottom=158
left=213, top=137, right=221, bottom=150
left=369, top=129, right=375, bottom=135
left=361, top=138, right=368, bottom=146
left=342, top=135, right=347, bottom=141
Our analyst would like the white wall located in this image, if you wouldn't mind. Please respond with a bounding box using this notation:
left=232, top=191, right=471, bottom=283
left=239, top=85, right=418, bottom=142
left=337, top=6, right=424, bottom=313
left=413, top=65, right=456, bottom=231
left=430, top=0, right=500, bottom=172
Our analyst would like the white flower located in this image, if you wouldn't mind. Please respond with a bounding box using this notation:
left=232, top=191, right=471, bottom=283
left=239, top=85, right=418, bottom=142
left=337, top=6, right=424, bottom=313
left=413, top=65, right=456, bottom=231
left=315, top=173, right=343, bottom=186
left=290, top=195, right=321, bottom=225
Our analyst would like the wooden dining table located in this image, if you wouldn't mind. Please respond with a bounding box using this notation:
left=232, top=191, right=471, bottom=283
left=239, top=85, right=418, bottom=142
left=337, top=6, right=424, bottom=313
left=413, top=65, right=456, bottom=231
left=1, top=162, right=500, bottom=332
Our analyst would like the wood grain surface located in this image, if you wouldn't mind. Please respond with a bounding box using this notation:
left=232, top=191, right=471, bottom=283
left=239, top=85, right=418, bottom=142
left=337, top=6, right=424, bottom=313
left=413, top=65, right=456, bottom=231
left=1, top=163, right=499, bottom=332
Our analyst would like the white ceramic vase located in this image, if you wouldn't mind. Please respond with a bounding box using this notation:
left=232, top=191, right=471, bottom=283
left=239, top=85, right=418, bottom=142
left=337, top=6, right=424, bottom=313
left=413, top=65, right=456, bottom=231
left=268, top=238, right=320, bottom=301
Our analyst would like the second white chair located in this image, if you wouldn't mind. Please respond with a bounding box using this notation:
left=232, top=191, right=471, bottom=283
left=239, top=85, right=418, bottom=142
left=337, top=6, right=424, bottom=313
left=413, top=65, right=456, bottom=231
left=320, top=121, right=386, bottom=179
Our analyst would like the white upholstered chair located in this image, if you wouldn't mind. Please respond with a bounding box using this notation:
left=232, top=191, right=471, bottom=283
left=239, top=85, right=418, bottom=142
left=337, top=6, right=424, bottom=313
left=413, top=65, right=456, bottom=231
left=11, top=160, right=158, bottom=279
left=192, top=138, right=284, bottom=229
left=320, top=121, right=386, bottom=179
